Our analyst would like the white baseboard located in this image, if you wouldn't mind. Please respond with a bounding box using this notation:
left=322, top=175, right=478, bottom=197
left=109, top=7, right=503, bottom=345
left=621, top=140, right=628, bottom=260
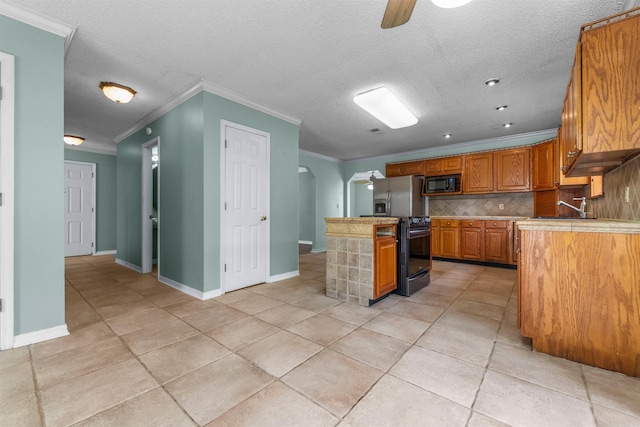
left=13, top=324, right=69, bottom=348
left=269, top=270, right=299, bottom=283
left=298, top=240, right=313, bottom=245
left=115, top=258, right=142, bottom=273
left=311, top=248, right=326, bottom=253
left=158, top=275, right=221, bottom=301
left=95, top=250, right=116, bottom=256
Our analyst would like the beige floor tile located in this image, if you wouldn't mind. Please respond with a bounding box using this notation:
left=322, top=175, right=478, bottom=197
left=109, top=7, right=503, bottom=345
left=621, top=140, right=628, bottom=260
left=206, top=316, right=280, bottom=351
left=429, top=277, right=473, bottom=289
left=592, top=404, right=640, bottom=427
left=105, top=307, right=176, bottom=335
left=66, top=308, right=103, bottom=332
left=0, top=392, right=42, bottom=427
left=139, top=334, right=230, bottom=384
left=147, top=290, right=195, bottom=307
left=321, top=302, right=382, bottom=326
left=226, top=294, right=284, bottom=315
left=286, top=314, right=357, bottom=346
left=467, top=281, right=513, bottom=296
left=33, top=336, right=133, bottom=389
left=31, top=322, right=115, bottom=359
left=458, top=289, right=510, bottom=307
left=0, top=346, right=30, bottom=369
left=436, top=310, right=500, bottom=340
left=121, top=318, right=198, bottom=355
left=474, top=370, right=595, bottom=427
left=582, top=365, right=640, bottom=418
left=407, top=289, right=457, bottom=307
left=362, top=312, right=430, bottom=343
left=206, top=381, right=337, bottom=427
left=390, top=346, right=485, bottom=407
left=256, top=287, right=311, bottom=304
left=330, top=328, right=410, bottom=372
left=344, top=374, right=470, bottom=427
left=87, top=289, right=144, bottom=308
left=78, top=284, right=133, bottom=299
left=489, top=342, right=588, bottom=400
left=95, top=299, right=158, bottom=319
left=416, top=324, right=494, bottom=367
left=254, top=304, right=316, bottom=328
left=448, top=299, right=505, bottom=321
left=422, top=283, right=465, bottom=298
left=238, top=330, right=322, bottom=377
left=283, top=349, right=382, bottom=417
left=181, top=305, right=248, bottom=332
left=165, top=354, right=273, bottom=425
left=40, top=359, right=158, bottom=427
left=212, top=289, right=253, bottom=305
left=289, top=292, right=342, bottom=312
left=386, top=300, right=444, bottom=323
left=136, top=285, right=176, bottom=298
left=164, top=299, right=212, bottom=318
left=74, top=387, right=195, bottom=427
left=369, top=295, right=402, bottom=310
left=0, top=361, right=35, bottom=400
left=467, top=411, right=511, bottom=427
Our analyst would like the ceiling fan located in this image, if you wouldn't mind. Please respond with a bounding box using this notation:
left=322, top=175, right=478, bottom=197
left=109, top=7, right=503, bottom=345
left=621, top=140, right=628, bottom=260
left=381, top=0, right=474, bottom=29
left=355, top=172, right=378, bottom=185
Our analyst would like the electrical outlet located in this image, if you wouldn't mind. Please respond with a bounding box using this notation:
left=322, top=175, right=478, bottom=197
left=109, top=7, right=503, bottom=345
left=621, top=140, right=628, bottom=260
left=625, top=186, right=630, bottom=203
left=498, top=203, right=505, bottom=210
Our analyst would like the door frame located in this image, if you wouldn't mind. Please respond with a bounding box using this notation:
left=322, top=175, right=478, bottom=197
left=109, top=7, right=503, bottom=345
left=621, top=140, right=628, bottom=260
left=64, top=160, right=96, bottom=256
left=0, top=51, right=15, bottom=350
left=219, top=120, right=270, bottom=293
left=141, top=137, right=159, bottom=274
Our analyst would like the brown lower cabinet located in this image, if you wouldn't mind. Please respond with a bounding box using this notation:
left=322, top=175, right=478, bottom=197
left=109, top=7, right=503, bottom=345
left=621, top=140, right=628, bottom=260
left=373, top=225, right=397, bottom=299
left=518, top=225, right=640, bottom=377
left=433, top=218, right=515, bottom=265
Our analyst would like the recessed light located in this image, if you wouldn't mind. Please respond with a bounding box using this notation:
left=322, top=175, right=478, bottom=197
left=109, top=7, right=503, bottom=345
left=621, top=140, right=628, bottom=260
left=444, top=133, right=452, bottom=138
left=496, top=105, right=508, bottom=111
left=485, top=78, right=500, bottom=86
left=503, top=123, right=513, bottom=128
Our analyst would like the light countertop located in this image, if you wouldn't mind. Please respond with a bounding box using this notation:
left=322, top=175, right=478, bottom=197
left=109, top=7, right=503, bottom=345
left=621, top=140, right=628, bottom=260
left=516, top=218, right=640, bottom=234
left=430, top=215, right=528, bottom=221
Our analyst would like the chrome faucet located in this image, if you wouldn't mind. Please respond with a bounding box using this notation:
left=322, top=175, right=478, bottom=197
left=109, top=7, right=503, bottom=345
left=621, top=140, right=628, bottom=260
left=557, top=197, right=587, bottom=218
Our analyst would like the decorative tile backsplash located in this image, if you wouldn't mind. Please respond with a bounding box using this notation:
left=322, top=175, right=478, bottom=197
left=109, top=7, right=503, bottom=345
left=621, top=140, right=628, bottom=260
left=429, top=192, right=533, bottom=217
left=591, top=155, right=640, bottom=221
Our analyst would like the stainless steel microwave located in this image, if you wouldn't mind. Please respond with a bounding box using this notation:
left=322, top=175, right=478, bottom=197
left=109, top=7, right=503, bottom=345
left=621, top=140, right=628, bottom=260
left=423, top=175, right=460, bottom=194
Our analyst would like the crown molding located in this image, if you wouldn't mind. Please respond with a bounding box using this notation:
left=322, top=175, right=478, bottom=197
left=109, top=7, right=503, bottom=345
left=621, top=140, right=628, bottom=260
left=201, top=80, right=302, bottom=126
left=64, top=144, right=116, bottom=156
left=1, top=2, right=76, bottom=56
left=299, top=149, right=341, bottom=163
left=115, top=78, right=302, bottom=144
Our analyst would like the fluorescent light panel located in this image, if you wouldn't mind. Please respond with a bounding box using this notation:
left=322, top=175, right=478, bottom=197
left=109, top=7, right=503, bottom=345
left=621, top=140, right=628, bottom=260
left=354, top=87, right=418, bottom=129
left=432, top=0, right=474, bottom=9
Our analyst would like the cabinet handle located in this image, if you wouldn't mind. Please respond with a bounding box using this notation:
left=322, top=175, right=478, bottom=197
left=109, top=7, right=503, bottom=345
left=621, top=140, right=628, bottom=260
left=567, top=151, right=577, bottom=158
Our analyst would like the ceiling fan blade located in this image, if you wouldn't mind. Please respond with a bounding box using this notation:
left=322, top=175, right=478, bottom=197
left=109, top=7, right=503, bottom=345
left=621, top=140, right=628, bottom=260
left=354, top=179, right=371, bottom=184
left=381, top=0, right=417, bottom=29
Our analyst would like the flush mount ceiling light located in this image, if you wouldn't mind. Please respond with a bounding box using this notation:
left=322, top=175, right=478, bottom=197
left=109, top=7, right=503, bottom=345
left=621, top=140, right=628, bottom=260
left=432, top=0, right=473, bottom=8
left=64, top=135, right=84, bottom=146
left=503, top=123, right=513, bottom=128
left=444, top=133, right=452, bottom=138
left=99, top=82, right=137, bottom=104
left=485, top=78, right=500, bottom=86
left=496, top=105, right=508, bottom=111
left=353, top=87, right=418, bottom=129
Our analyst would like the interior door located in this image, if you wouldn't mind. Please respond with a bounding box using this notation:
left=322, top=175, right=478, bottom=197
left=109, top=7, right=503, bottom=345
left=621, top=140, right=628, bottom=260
left=223, top=122, right=269, bottom=292
left=64, top=161, right=94, bottom=257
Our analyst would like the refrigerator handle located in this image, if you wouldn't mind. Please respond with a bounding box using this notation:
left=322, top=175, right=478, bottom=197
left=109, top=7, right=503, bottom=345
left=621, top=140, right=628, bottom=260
left=386, top=190, right=391, bottom=215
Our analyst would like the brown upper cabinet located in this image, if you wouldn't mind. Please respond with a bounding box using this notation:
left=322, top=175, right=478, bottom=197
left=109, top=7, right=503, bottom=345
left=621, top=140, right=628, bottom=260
left=464, top=148, right=530, bottom=194
left=532, top=137, right=588, bottom=192
left=386, top=160, right=424, bottom=177
left=561, top=10, right=640, bottom=177
left=424, top=156, right=464, bottom=176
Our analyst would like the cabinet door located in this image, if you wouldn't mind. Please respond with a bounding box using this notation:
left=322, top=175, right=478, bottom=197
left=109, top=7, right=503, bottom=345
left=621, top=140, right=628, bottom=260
left=485, top=226, right=509, bottom=263
left=464, top=153, right=493, bottom=193
left=424, top=159, right=442, bottom=176
left=560, top=43, right=582, bottom=173
left=581, top=15, right=640, bottom=153
left=496, top=148, right=531, bottom=192
left=460, top=221, right=483, bottom=260
left=431, top=220, right=441, bottom=256
left=590, top=175, right=603, bottom=199
left=403, top=160, right=425, bottom=176
left=440, top=220, right=460, bottom=258
left=386, top=163, right=403, bottom=177
left=532, top=141, right=555, bottom=191
left=374, top=236, right=397, bottom=299
left=556, top=132, right=589, bottom=186
left=443, top=156, right=464, bottom=173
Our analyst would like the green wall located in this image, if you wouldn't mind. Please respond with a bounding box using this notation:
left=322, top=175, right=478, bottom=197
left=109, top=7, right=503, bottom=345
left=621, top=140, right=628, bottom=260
left=1, top=16, right=65, bottom=335
left=117, top=90, right=300, bottom=294
left=64, top=150, right=117, bottom=252
left=298, top=170, right=316, bottom=243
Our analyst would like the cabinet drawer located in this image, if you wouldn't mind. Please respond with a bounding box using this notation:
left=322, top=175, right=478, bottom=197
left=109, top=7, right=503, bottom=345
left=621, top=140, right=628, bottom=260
left=440, top=219, right=459, bottom=227
left=485, top=220, right=508, bottom=229
left=461, top=220, right=483, bottom=228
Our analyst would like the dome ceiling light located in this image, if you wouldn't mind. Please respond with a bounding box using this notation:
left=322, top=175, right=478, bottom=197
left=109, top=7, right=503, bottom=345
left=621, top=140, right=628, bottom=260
left=485, top=78, right=500, bottom=86
left=64, top=135, right=84, bottom=146
left=496, top=105, right=508, bottom=111
left=431, top=0, right=474, bottom=8
left=99, top=82, right=137, bottom=104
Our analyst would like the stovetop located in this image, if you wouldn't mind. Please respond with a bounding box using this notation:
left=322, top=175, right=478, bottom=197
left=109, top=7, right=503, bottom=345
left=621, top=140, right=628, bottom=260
left=405, top=216, right=431, bottom=227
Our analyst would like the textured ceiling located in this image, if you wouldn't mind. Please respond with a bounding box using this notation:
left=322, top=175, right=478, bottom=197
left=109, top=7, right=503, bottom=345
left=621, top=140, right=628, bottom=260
left=5, top=0, right=633, bottom=160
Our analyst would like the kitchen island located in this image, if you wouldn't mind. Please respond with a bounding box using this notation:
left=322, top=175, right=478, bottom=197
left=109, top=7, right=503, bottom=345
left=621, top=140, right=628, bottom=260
left=325, top=217, right=399, bottom=306
left=516, top=218, right=640, bottom=377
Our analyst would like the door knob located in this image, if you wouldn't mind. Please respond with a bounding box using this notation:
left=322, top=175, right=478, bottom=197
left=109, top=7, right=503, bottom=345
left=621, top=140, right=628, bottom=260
left=260, top=215, right=267, bottom=221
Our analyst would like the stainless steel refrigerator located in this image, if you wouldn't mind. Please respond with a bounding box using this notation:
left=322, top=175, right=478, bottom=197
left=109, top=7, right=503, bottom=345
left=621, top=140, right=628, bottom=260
left=372, top=175, right=425, bottom=217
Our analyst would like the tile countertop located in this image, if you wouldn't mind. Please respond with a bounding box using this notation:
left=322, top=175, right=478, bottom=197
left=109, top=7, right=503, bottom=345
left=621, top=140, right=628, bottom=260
left=516, top=218, right=640, bottom=234
left=430, top=216, right=529, bottom=221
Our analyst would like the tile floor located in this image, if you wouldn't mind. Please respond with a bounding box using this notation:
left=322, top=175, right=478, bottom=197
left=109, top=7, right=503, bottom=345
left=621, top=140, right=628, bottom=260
left=1, top=253, right=639, bottom=426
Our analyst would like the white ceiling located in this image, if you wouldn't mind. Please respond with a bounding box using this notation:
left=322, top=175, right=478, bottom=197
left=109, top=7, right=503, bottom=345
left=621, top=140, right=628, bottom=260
left=5, top=0, right=635, bottom=160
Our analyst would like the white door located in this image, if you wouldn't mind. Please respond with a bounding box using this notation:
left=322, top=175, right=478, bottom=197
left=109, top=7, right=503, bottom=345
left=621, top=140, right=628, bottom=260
left=64, top=161, right=95, bottom=257
left=223, top=122, right=269, bottom=292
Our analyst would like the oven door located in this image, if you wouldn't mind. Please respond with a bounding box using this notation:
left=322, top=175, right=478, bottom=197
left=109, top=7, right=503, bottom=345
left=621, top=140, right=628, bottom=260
left=407, top=228, right=431, bottom=278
